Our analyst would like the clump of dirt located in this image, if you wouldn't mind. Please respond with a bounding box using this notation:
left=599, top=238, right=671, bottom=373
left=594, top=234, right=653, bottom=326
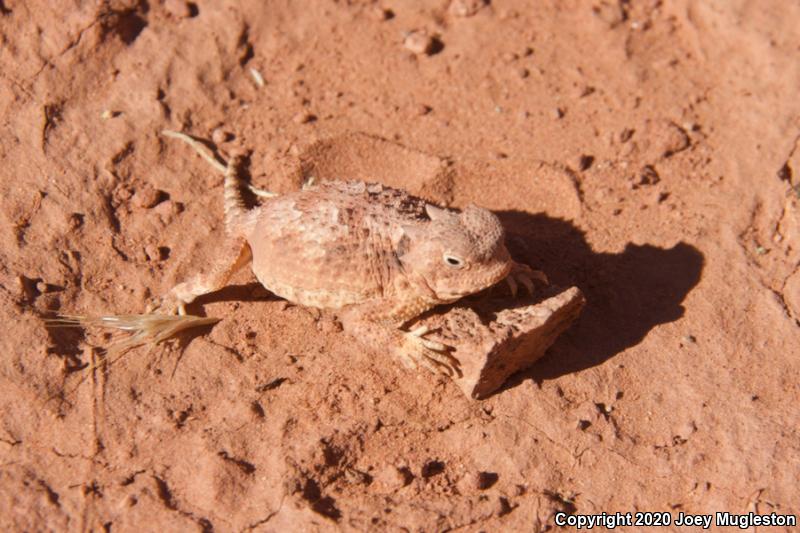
left=1, top=1, right=798, bottom=531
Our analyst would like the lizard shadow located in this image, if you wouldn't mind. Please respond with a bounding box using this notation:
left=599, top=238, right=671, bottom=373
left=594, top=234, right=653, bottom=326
left=495, top=210, right=704, bottom=385
left=190, top=282, right=279, bottom=310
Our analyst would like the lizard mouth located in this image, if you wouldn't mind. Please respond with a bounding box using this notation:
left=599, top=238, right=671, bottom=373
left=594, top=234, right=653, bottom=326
left=437, top=261, right=513, bottom=301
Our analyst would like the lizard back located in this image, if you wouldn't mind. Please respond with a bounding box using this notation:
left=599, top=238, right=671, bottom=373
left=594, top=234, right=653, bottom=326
left=245, top=181, right=429, bottom=310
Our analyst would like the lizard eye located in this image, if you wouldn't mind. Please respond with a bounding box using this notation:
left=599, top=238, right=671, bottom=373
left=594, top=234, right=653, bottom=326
left=443, top=254, right=464, bottom=268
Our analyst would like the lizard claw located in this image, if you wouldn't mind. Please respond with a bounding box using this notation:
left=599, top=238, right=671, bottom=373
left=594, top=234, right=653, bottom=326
left=504, top=262, right=548, bottom=297
left=398, top=328, right=461, bottom=377
left=506, top=275, right=519, bottom=298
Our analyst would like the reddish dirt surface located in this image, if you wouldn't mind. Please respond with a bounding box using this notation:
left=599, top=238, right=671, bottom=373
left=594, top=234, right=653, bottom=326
left=2, top=1, right=799, bottom=531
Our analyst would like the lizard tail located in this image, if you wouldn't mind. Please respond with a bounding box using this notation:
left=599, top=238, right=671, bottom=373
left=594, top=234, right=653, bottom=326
left=223, top=155, right=250, bottom=234
left=161, top=129, right=269, bottom=236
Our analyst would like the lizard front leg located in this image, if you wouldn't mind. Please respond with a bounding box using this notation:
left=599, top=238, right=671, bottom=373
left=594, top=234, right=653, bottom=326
left=339, top=303, right=461, bottom=377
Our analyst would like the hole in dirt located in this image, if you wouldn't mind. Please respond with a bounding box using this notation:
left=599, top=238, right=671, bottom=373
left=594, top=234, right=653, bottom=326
left=302, top=479, right=341, bottom=521
left=427, top=37, right=445, bottom=56
left=102, top=5, right=149, bottom=45
left=476, top=471, right=499, bottom=490
left=116, top=12, right=147, bottom=44
left=218, top=451, right=256, bottom=475
left=421, top=460, right=445, bottom=478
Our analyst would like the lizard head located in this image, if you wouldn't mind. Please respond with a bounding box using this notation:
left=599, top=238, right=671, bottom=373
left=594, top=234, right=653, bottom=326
left=397, top=204, right=512, bottom=302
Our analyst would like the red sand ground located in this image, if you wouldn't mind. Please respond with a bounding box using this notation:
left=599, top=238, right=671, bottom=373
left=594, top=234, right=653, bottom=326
left=1, top=1, right=798, bottom=531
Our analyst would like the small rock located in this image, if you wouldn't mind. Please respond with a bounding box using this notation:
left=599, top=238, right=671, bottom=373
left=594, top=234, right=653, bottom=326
left=374, top=465, right=413, bottom=492
left=415, top=104, right=432, bottom=116
left=620, top=128, right=635, bottom=142
left=316, top=317, right=343, bottom=334
left=661, top=122, right=691, bottom=157
left=293, top=111, right=317, bottom=124
left=153, top=200, right=183, bottom=225
left=593, top=1, right=626, bottom=27
left=211, top=128, right=231, bottom=145
left=404, top=30, right=437, bottom=55
left=449, top=0, right=488, bottom=17
left=144, top=244, right=169, bottom=262
left=132, top=184, right=167, bottom=209
left=652, top=190, right=670, bottom=204
left=637, top=165, right=660, bottom=186
left=552, top=107, right=565, bottom=119
left=370, top=6, right=394, bottom=20
left=578, top=155, right=594, bottom=171
left=67, top=212, right=84, bottom=230
left=517, top=67, right=530, bottom=79
left=501, top=51, right=519, bottom=63
left=164, top=0, right=193, bottom=18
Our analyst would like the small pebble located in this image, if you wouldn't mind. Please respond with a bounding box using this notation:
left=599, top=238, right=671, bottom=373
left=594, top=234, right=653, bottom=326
left=552, top=107, right=565, bottom=119
left=370, top=6, right=394, bottom=20
left=415, top=104, right=432, bottom=116
left=211, top=128, right=231, bottom=144
left=144, top=244, right=169, bottom=262
left=653, top=190, right=670, bottom=204
left=164, top=0, right=193, bottom=18
left=249, top=68, right=265, bottom=88
left=517, top=67, right=530, bottom=79
left=133, top=184, right=169, bottom=209
left=593, top=1, right=626, bottom=27
left=502, top=51, right=519, bottom=63
left=661, top=122, right=691, bottom=157
left=404, top=30, right=435, bottom=55
left=132, top=184, right=167, bottom=209
left=67, top=212, right=84, bottom=230
left=449, top=0, right=488, bottom=17
left=153, top=200, right=183, bottom=224
left=620, top=128, right=635, bottom=142
left=293, top=111, right=317, bottom=124
left=374, top=465, right=413, bottom=492
left=637, top=165, right=660, bottom=186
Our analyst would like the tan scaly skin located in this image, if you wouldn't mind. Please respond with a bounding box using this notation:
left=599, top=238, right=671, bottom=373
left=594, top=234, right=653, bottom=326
left=51, top=131, right=548, bottom=376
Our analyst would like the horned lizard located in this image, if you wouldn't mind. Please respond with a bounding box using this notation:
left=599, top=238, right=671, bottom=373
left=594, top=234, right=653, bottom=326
left=58, top=131, right=546, bottom=375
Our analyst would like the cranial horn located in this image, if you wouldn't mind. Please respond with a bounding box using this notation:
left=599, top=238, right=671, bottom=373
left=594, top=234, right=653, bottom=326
left=425, top=203, right=456, bottom=222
